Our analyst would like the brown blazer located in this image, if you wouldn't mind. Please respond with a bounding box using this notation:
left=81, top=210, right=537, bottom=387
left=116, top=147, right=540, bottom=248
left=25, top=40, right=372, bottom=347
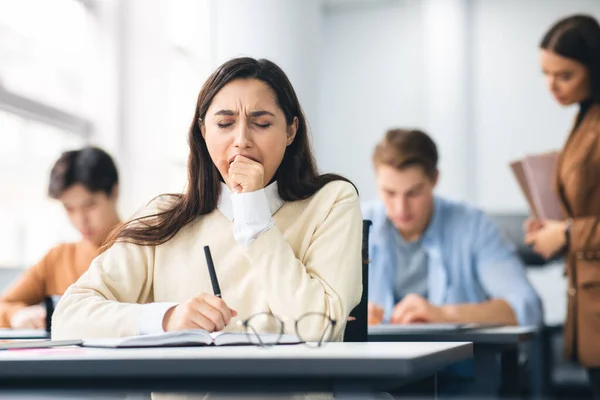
left=556, top=103, right=600, bottom=367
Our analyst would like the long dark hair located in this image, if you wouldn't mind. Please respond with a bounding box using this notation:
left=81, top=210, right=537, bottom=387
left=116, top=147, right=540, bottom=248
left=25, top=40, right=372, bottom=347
left=541, top=14, right=600, bottom=102
left=104, top=57, right=354, bottom=249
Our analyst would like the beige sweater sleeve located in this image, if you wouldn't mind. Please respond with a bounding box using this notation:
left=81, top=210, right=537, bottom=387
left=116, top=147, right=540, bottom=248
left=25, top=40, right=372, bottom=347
left=50, top=198, right=171, bottom=340
left=244, top=182, right=362, bottom=340
left=51, top=240, right=155, bottom=339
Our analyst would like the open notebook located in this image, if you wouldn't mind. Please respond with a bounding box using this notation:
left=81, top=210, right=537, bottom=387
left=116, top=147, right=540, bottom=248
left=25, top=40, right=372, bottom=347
left=510, top=151, right=563, bottom=220
left=0, top=330, right=302, bottom=350
left=83, top=330, right=301, bottom=348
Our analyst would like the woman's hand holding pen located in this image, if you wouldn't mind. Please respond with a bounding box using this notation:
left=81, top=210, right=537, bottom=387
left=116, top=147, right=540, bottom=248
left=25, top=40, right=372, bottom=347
left=162, top=293, right=237, bottom=333
left=219, top=155, right=264, bottom=193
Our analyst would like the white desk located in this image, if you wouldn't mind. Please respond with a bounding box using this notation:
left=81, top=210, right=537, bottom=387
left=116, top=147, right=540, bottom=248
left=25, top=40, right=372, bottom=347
left=369, top=325, right=539, bottom=396
left=0, top=342, right=472, bottom=397
left=369, top=324, right=537, bottom=344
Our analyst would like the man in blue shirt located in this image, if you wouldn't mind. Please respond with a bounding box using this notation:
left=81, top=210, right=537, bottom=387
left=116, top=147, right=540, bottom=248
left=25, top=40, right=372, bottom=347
left=365, top=128, right=543, bottom=327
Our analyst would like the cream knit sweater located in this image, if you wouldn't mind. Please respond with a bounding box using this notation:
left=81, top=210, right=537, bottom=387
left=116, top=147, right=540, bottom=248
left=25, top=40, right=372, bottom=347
left=52, top=181, right=362, bottom=341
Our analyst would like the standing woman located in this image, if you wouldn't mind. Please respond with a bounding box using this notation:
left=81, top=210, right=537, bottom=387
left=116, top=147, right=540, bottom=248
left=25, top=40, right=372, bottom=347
left=525, top=14, right=600, bottom=396
left=51, top=57, right=362, bottom=343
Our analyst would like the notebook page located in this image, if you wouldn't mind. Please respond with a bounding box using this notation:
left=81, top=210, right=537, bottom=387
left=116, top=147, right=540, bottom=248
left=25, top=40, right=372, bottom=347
left=83, top=329, right=212, bottom=348
left=211, top=331, right=302, bottom=346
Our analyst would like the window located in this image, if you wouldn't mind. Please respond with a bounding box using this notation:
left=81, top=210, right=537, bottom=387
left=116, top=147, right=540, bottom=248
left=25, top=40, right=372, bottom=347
left=0, top=111, right=86, bottom=268
left=0, top=0, right=91, bottom=115
left=0, top=0, right=94, bottom=268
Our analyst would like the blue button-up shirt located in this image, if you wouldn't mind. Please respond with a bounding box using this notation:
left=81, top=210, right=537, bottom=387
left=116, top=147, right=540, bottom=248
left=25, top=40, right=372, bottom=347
left=362, top=197, right=543, bottom=326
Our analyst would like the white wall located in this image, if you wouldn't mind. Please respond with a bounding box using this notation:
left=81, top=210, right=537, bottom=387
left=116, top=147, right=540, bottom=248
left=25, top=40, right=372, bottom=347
left=420, top=0, right=471, bottom=201
left=317, top=0, right=425, bottom=201
left=117, top=0, right=172, bottom=216
left=114, top=0, right=212, bottom=217
left=318, top=0, right=473, bottom=202
left=317, top=0, right=600, bottom=211
left=86, top=0, right=120, bottom=156
left=213, top=0, right=323, bottom=126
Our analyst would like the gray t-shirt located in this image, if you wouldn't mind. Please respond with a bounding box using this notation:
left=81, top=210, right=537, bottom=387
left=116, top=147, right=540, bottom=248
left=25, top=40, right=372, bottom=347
left=393, top=230, right=428, bottom=303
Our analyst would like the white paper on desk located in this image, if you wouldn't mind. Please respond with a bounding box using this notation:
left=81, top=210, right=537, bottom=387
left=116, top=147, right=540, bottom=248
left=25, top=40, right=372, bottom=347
left=369, top=323, right=502, bottom=334
left=82, top=329, right=301, bottom=348
left=0, top=328, right=49, bottom=339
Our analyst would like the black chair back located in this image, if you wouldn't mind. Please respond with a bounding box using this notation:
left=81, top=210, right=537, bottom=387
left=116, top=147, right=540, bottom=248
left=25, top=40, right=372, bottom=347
left=44, top=296, right=54, bottom=334
left=343, top=219, right=372, bottom=342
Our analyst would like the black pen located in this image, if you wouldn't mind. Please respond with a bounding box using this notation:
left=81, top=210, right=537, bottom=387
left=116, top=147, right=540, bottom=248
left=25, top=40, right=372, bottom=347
left=203, top=245, right=222, bottom=298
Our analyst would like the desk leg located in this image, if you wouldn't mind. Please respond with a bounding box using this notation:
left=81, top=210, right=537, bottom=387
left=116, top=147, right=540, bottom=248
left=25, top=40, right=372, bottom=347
left=530, top=331, right=549, bottom=399
left=473, top=347, right=501, bottom=395
left=500, top=348, right=520, bottom=396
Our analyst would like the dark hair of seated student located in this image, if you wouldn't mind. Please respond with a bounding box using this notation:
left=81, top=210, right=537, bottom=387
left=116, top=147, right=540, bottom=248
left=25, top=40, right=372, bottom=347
left=49, top=146, right=119, bottom=199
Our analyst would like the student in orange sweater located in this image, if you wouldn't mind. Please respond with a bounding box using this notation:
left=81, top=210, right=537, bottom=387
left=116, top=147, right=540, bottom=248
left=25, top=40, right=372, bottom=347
left=0, top=147, right=121, bottom=329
